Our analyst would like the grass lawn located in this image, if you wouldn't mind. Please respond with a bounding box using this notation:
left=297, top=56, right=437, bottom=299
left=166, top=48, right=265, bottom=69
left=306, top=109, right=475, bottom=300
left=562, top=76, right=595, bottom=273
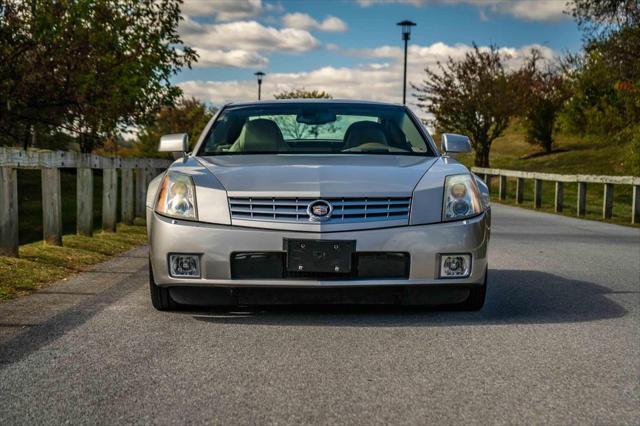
left=0, top=225, right=147, bottom=301
left=454, top=127, right=638, bottom=226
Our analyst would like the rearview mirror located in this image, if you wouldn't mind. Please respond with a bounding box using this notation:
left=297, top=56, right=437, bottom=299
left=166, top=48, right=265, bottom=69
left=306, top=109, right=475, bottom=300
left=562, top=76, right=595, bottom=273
left=296, top=110, right=337, bottom=125
left=158, top=133, right=189, bottom=155
left=441, top=133, right=471, bottom=153
left=159, top=133, right=189, bottom=159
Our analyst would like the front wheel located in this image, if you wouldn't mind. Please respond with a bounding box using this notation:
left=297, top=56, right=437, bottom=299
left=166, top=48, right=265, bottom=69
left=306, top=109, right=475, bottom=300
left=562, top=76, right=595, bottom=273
left=454, top=268, right=487, bottom=311
left=149, top=261, right=178, bottom=311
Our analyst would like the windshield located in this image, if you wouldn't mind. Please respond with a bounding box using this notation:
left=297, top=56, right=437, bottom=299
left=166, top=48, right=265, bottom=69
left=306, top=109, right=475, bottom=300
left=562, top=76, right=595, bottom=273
left=198, top=103, right=435, bottom=156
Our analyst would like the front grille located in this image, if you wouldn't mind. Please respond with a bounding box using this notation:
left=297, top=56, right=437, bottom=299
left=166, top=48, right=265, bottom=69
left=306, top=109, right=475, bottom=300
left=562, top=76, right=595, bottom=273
left=228, top=197, right=411, bottom=224
left=231, top=252, right=410, bottom=280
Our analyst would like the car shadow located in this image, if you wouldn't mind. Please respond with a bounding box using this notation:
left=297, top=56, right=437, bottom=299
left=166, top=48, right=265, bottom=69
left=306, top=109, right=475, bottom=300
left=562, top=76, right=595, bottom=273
left=189, top=269, right=630, bottom=327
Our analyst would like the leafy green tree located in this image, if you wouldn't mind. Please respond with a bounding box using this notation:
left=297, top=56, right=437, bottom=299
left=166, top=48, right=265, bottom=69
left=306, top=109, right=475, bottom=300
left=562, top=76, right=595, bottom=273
left=0, top=0, right=196, bottom=152
left=134, top=97, right=216, bottom=158
left=517, top=53, right=571, bottom=153
left=274, top=88, right=333, bottom=99
left=413, top=45, right=520, bottom=167
left=562, top=0, right=640, bottom=139
left=570, top=0, right=639, bottom=40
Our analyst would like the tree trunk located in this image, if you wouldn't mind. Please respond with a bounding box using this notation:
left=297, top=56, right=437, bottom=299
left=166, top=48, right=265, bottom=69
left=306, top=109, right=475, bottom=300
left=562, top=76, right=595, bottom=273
left=22, top=126, right=30, bottom=151
left=474, top=144, right=490, bottom=167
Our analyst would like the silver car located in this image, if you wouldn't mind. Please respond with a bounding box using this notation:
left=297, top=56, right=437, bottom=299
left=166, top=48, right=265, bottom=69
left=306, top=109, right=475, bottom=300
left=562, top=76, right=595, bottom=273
left=146, top=100, right=490, bottom=311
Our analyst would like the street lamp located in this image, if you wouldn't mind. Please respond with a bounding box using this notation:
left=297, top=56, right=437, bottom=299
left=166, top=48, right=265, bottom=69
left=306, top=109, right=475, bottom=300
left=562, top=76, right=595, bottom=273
left=254, top=71, right=265, bottom=100
left=396, top=20, right=416, bottom=105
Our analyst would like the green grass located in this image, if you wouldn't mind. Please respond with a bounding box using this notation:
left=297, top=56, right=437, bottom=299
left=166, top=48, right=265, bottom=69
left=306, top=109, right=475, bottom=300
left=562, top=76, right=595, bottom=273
left=454, top=127, right=638, bottom=226
left=0, top=225, right=147, bottom=301
left=456, top=129, right=633, bottom=176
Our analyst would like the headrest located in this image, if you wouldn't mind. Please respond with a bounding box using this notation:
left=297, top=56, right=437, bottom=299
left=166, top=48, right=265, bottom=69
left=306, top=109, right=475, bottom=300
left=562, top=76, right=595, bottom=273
left=229, top=119, right=286, bottom=152
left=343, top=121, right=389, bottom=150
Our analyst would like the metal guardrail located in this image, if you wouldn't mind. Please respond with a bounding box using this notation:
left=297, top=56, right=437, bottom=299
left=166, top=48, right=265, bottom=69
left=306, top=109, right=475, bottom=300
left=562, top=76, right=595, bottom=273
left=0, top=148, right=172, bottom=257
left=472, top=167, right=640, bottom=224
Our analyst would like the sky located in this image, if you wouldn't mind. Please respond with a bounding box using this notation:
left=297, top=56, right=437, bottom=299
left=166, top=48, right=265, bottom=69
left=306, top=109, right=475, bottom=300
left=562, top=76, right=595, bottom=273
left=175, top=0, right=583, bottom=113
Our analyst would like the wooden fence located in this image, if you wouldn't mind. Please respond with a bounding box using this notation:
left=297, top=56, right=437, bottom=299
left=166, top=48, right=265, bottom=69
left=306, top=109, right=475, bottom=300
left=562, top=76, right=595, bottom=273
left=0, top=148, right=171, bottom=257
left=472, top=167, right=640, bottom=224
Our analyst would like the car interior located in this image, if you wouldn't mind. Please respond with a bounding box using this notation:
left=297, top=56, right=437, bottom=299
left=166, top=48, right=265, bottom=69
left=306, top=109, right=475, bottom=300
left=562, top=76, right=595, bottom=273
left=201, top=111, right=427, bottom=155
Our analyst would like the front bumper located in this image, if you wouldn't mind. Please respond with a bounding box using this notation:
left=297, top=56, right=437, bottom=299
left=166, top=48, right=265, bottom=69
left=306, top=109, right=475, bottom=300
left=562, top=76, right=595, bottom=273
left=149, top=210, right=490, bottom=288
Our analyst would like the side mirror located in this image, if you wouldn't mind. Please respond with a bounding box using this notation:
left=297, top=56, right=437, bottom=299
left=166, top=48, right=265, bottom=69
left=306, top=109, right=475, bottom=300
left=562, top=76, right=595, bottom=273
left=441, top=133, right=471, bottom=153
left=158, top=133, right=189, bottom=156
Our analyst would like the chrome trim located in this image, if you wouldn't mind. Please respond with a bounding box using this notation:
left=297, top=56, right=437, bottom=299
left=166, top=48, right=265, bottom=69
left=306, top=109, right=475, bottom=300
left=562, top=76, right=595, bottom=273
left=228, top=196, right=412, bottom=225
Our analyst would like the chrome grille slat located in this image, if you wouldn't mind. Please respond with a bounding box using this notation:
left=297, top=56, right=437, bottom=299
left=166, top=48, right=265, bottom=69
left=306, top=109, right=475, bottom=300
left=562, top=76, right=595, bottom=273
left=229, top=196, right=411, bottom=224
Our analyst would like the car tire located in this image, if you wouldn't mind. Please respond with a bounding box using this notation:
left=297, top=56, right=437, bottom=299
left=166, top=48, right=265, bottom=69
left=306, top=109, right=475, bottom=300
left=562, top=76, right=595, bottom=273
left=454, top=268, right=487, bottom=311
left=149, top=261, right=178, bottom=311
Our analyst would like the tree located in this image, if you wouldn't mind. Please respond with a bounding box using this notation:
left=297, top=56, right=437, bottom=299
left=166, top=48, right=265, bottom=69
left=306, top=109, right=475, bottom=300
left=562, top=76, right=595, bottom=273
left=413, top=45, right=519, bottom=167
left=274, top=88, right=332, bottom=99
left=562, top=0, right=640, bottom=138
left=570, top=0, right=639, bottom=40
left=272, top=88, right=334, bottom=139
left=134, top=97, right=216, bottom=158
left=517, top=52, right=570, bottom=153
left=0, top=0, right=197, bottom=152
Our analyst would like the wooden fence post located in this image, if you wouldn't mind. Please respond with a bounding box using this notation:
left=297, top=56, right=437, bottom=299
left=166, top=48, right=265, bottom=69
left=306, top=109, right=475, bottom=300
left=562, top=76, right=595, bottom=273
left=144, top=167, right=159, bottom=206
left=145, top=168, right=158, bottom=186
left=485, top=175, right=492, bottom=193
left=41, top=168, right=62, bottom=246
left=633, top=185, right=640, bottom=225
left=516, top=177, right=524, bottom=204
left=499, top=175, right=507, bottom=201
left=0, top=167, right=19, bottom=257
left=555, top=181, right=564, bottom=213
left=602, top=183, right=614, bottom=219
left=102, top=168, right=118, bottom=232
left=577, top=182, right=587, bottom=216
left=533, top=179, right=542, bottom=209
left=76, top=168, right=93, bottom=236
left=135, top=168, right=146, bottom=219
left=121, top=169, right=134, bottom=225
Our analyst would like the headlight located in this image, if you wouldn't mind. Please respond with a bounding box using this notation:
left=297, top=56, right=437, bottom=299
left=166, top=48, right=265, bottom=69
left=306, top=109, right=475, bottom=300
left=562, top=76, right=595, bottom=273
left=155, top=173, right=198, bottom=220
left=442, top=174, right=483, bottom=221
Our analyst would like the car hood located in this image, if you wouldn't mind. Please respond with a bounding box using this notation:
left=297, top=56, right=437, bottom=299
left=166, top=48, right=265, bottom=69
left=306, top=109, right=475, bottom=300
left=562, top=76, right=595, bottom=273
left=198, top=154, right=438, bottom=197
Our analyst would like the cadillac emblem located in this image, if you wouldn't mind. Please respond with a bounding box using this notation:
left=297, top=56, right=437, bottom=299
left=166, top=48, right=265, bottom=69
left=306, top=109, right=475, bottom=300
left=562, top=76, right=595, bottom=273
left=307, top=200, right=333, bottom=222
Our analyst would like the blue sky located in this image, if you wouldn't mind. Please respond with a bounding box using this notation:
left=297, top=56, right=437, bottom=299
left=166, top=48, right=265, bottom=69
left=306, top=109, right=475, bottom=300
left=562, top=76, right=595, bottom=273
left=176, top=0, right=582, bottom=108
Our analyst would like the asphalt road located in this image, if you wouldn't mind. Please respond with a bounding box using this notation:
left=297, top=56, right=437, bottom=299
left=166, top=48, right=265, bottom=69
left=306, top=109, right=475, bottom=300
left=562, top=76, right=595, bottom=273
left=1, top=204, right=639, bottom=425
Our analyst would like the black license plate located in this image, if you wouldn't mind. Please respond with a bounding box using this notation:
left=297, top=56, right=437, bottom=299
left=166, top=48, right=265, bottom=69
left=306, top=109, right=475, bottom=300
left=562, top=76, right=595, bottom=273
left=285, top=239, right=356, bottom=273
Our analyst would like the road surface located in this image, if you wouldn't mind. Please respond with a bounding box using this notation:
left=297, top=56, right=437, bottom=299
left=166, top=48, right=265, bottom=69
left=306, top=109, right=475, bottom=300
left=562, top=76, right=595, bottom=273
left=1, top=204, right=639, bottom=424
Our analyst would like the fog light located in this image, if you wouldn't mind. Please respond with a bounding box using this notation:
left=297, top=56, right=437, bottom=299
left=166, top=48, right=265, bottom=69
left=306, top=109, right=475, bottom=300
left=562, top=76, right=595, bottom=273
left=169, top=254, right=200, bottom=278
left=440, top=254, right=471, bottom=278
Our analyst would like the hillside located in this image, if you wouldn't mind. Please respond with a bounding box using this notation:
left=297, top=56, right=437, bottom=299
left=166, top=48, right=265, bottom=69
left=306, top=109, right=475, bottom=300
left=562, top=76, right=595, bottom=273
left=454, top=128, right=638, bottom=226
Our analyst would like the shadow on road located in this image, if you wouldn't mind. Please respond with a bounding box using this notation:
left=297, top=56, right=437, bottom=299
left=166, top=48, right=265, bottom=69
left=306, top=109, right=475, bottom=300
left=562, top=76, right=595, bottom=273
left=190, top=269, right=629, bottom=327
left=0, top=269, right=630, bottom=368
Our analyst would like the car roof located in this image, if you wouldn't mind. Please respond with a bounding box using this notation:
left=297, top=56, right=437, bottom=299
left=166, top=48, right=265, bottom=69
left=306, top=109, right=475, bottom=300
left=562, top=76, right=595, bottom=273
left=225, top=99, right=405, bottom=108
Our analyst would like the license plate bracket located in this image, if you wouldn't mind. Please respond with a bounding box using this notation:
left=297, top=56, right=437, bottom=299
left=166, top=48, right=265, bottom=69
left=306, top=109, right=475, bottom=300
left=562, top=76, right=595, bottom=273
left=285, top=239, right=356, bottom=273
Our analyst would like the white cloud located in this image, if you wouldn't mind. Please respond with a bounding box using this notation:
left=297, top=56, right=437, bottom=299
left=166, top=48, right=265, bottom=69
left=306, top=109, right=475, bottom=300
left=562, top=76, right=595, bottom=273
left=193, top=48, right=269, bottom=68
left=181, top=0, right=264, bottom=21
left=356, top=0, right=569, bottom=22
left=180, top=19, right=320, bottom=53
left=342, top=42, right=554, bottom=67
left=282, top=13, right=348, bottom=32
left=498, top=0, right=569, bottom=21
left=178, top=41, right=556, bottom=115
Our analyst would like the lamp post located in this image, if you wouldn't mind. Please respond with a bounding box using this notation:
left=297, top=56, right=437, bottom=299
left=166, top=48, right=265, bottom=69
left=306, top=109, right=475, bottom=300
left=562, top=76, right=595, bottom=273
left=396, top=20, right=416, bottom=105
left=254, top=71, right=265, bottom=100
